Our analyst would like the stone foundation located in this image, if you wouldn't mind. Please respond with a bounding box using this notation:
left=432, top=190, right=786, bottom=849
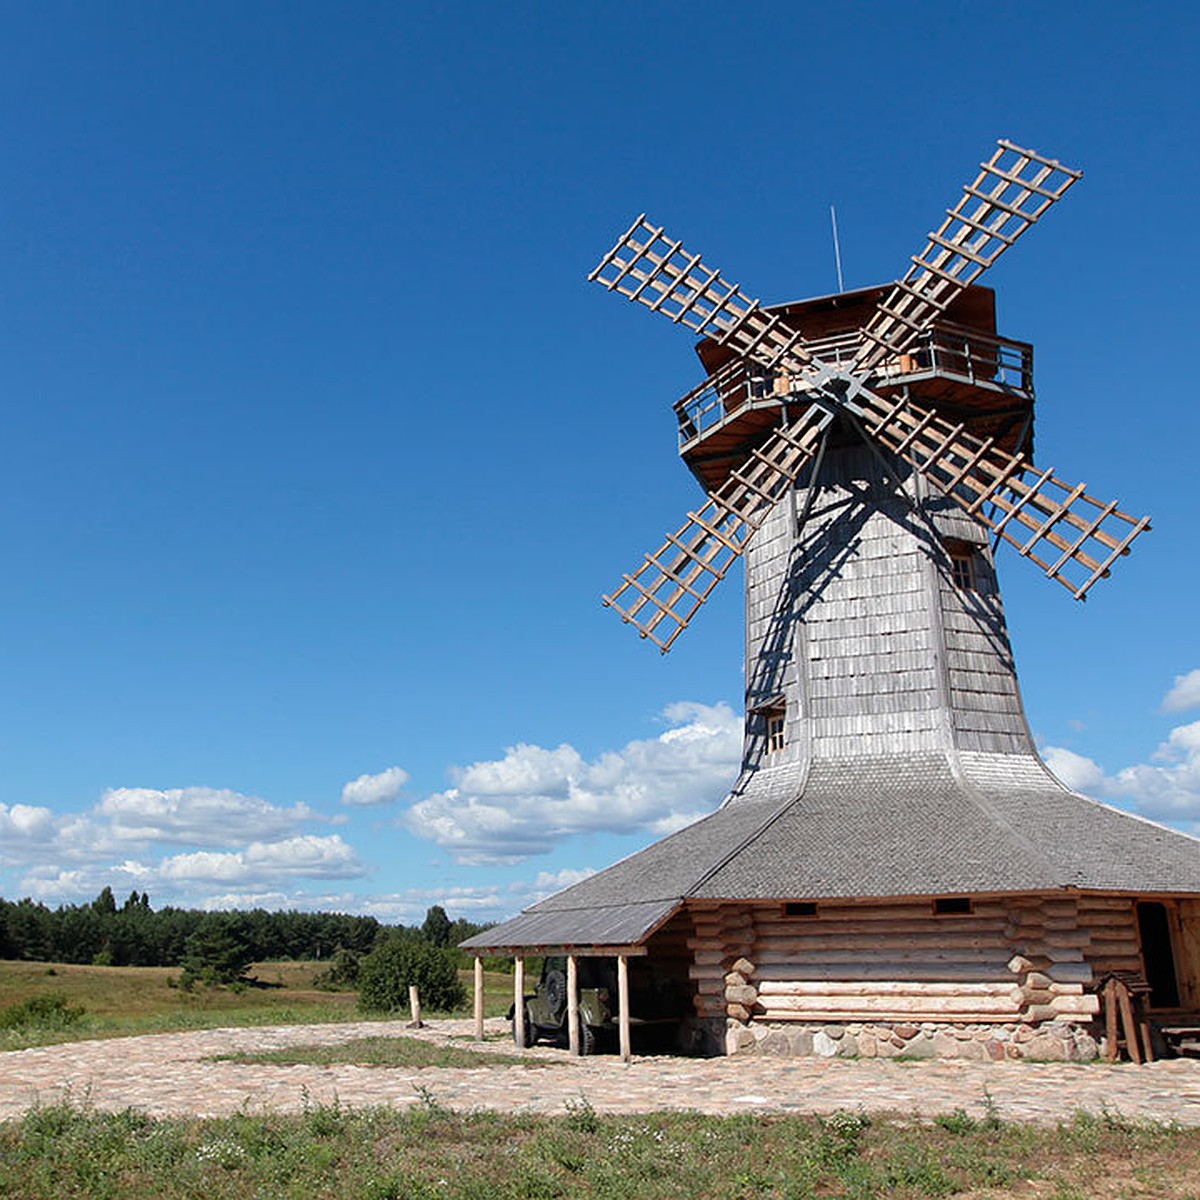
left=725, top=1018, right=1099, bottom=1062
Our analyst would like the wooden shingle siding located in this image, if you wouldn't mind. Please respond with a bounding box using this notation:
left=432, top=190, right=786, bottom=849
left=743, top=443, right=1037, bottom=766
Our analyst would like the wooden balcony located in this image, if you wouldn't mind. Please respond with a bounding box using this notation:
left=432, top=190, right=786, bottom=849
left=677, top=323, right=1034, bottom=455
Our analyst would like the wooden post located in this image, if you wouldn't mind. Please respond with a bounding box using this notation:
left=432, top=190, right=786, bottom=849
left=473, top=956, right=485, bottom=1042
left=1116, top=980, right=1142, bottom=1064
left=513, top=956, right=526, bottom=1050
left=567, top=953, right=579, bottom=1056
left=1104, top=978, right=1119, bottom=1063
left=408, top=985, right=422, bottom=1027
left=617, top=952, right=631, bottom=1063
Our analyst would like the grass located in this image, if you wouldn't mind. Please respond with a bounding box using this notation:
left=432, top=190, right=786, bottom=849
left=211, top=1033, right=549, bottom=1070
left=1, top=1099, right=1199, bottom=1199
left=0, top=960, right=516, bottom=1050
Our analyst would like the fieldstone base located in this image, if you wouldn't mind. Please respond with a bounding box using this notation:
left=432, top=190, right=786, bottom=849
left=725, top=1019, right=1099, bottom=1062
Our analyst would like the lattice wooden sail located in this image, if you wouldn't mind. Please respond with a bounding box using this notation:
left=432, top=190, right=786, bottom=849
left=856, top=391, right=1150, bottom=598
left=603, top=408, right=833, bottom=650
left=591, top=140, right=1147, bottom=651
left=855, top=141, right=1082, bottom=371
left=590, top=217, right=813, bottom=374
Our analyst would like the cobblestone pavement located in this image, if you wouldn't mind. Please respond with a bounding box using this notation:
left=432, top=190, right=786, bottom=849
left=3, top=1019, right=1200, bottom=1125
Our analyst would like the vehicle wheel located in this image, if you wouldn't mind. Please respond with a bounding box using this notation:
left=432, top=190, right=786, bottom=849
left=578, top=1017, right=596, bottom=1056
left=543, top=969, right=567, bottom=1018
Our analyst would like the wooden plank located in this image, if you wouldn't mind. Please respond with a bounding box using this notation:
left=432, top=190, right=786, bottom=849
left=513, top=957, right=526, bottom=1051
left=473, top=957, right=485, bottom=1042
left=617, top=953, right=632, bottom=1063
left=567, top=954, right=580, bottom=1057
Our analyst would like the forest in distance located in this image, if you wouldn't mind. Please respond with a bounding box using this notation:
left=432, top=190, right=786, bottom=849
left=0, top=888, right=491, bottom=972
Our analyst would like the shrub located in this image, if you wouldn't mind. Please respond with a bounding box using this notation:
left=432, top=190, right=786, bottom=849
left=357, top=938, right=466, bottom=1014
left=312, top=948, right=361, bottom=991
left=0, top=993, right=85, bottom=1031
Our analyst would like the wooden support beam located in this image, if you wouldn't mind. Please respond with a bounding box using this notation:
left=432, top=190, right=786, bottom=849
left=473, top=957, right=485, bottom=1042
left=513, top=957, right=525, bottom=1051
left=617, top=953, right=632, bottom=1063
left=567, top=954, right=580, bottom=1057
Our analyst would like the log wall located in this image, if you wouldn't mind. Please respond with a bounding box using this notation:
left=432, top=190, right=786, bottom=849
left=685, top=892, right=1120, bottom=1059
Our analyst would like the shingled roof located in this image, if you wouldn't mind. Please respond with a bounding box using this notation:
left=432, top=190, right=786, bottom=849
left=461, top=750, right=1200, bottom=953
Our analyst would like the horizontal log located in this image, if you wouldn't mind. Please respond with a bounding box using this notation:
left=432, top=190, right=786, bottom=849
left=762, top=994, right=1023, bottom=1016
left=755, top=947, right=1014, bottom=967
left=751, top=917, right=1010, bottom=939
left=757, top=980, right=1023, bottom=999
left=754, top=962, right=1017, bottom=983
left=758, top=1009, right=1025, bottom=1024
left=1045, top=962, right=1093, bottom=985
left=750, top=933, right=1019, bottom=955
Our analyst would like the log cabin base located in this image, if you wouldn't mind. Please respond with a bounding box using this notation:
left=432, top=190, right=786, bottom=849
left=723, top=1017, right=1099, bottom=1061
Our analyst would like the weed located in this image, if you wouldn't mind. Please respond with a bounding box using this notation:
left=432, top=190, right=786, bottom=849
left=934, top=1107, right=978, bottom=1134
left=563, top=1095, right=598, bottom=1134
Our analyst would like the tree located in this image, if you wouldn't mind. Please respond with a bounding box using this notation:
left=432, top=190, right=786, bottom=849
left=357, top=936, right=465, bottom=1014
left=421, top=905, right=452, bottom=948
left=180, top=915, right=254, bottom=987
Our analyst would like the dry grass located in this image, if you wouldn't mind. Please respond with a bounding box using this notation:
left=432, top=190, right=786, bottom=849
left=0, top=960, right=515, bottom=1050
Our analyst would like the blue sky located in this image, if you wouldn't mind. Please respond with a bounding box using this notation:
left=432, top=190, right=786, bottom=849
left=0, top=1, right=1197, bottom=925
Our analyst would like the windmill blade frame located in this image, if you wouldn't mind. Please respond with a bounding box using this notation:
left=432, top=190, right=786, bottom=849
left=590, top=217, right=814, bottom=375
left=855, top=140, right=1082, bottom=372
left=852, top=387, right=1150, bottom=598
left=603, top=407, right=834, bottom=650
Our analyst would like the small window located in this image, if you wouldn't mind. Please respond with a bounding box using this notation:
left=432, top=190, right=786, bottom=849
left=784, top=902, right=818, bottom=917
left=950, top=550, right=976, bottom=591
left=765, top=709, right=785, bottom=754
left=933, top=896, right=973, bottom=915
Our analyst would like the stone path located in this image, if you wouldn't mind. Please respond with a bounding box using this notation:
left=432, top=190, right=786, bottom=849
left=3, top=1018, right=1200, bottom=1125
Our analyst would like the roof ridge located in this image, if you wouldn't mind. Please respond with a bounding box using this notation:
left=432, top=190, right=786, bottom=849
left=685, top=754, right=813, bottom=898
left=945, top=748, right=1067, bottom=885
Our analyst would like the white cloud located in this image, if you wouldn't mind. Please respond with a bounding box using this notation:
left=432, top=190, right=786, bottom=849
left=1163, top=669, right=1200, bottom=714
left=341, top=766, right=409, bottom=807
left=95, top=786, right=314, bottom=847
left=1042, top=746, right=1106, bottom=793
left=0, top=803, right=58, bottom=858
left=157, top=836, right=364, bottom=884
left=1044, top=719, right=1200, bottom=825
left=18, top=835, right=365, bottom=905
left=406, top=701, right=741, bottom=864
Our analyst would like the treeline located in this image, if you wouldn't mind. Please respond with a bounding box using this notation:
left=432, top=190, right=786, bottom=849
left=0, top=888, right=489, bottom=969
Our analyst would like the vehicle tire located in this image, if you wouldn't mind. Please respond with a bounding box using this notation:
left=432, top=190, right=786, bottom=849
left=578, top=1017, right=596, bottom=1056
left=543, top=969, right=567, bottom=1018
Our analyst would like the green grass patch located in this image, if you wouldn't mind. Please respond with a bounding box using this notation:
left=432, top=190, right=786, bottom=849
left=1, top=1099, right=1199, bottom=1199
left=211, top=1034, right=549, bottom=1070
left=0, top=961, right=514, bottom=1050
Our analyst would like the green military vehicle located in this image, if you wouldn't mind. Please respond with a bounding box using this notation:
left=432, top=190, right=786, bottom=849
left=512, top=954, right=686, bottom=1055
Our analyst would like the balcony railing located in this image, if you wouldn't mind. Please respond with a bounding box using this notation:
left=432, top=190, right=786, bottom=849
left=675, top=322, right=1034, bottom=451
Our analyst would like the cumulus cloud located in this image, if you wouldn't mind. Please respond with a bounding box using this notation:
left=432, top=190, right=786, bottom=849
left=1044, top=720, right=1200, bottom=826
left=406, top=701, right=741, bottom=864
left=19, top=835, right=364, bottom=904
left=156, top=835, right=364, bottom=884
left=1163, top=669, right=1200, bottom=714
left=0, top=803, right=58, bottom=860
left=96, top=787, right=314, bottom=846
left=341, top=766, right=409, bottom=807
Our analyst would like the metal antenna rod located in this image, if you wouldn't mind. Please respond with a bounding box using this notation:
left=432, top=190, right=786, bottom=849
left=830, top=205, right=845, bottom=292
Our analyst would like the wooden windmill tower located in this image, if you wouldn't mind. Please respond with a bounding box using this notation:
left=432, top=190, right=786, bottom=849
left=591, top=139, right=1149, bottom=775
left=465, top=142, right=1200, bottom=1063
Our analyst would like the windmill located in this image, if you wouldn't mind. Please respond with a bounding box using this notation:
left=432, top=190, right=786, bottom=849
left=590, top=140, right=1149, bottom=654
left=464, top=143, right=1200, bottom=1064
